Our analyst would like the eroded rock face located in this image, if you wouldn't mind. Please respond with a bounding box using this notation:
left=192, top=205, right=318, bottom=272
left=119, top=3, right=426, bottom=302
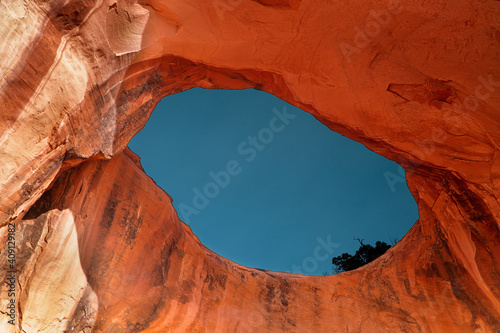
left=0, top=0, right=499, bottom=332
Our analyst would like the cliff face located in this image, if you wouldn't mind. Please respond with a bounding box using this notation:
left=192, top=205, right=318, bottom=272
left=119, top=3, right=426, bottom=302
left=0, top=0, right=499, bottom=332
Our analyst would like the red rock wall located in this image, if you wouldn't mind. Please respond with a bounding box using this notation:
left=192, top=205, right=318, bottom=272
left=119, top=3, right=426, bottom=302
left=0, top=0, right=499, bottom=332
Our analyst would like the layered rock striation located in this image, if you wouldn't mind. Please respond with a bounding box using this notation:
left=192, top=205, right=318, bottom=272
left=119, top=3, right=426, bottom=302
left=0, top=0, right=499, bottom=332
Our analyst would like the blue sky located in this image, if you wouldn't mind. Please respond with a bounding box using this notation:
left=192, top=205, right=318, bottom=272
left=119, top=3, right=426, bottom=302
left=129, top=88, right=418, bottom=275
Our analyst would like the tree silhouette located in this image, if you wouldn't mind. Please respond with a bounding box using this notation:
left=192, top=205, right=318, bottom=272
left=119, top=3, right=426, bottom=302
left=331, top=237, right=392, bottom=273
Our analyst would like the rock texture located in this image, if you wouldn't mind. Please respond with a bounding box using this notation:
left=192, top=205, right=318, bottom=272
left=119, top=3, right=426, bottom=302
left=0, top=0, right=499, bottom=332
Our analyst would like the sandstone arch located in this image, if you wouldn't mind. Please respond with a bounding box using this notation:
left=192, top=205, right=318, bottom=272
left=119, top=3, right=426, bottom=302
left=0, top=0, right=499, bottom=332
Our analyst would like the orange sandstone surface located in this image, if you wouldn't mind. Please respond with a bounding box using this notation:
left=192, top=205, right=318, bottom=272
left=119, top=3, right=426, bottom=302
left=0, top=0, right=499, bottom=332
